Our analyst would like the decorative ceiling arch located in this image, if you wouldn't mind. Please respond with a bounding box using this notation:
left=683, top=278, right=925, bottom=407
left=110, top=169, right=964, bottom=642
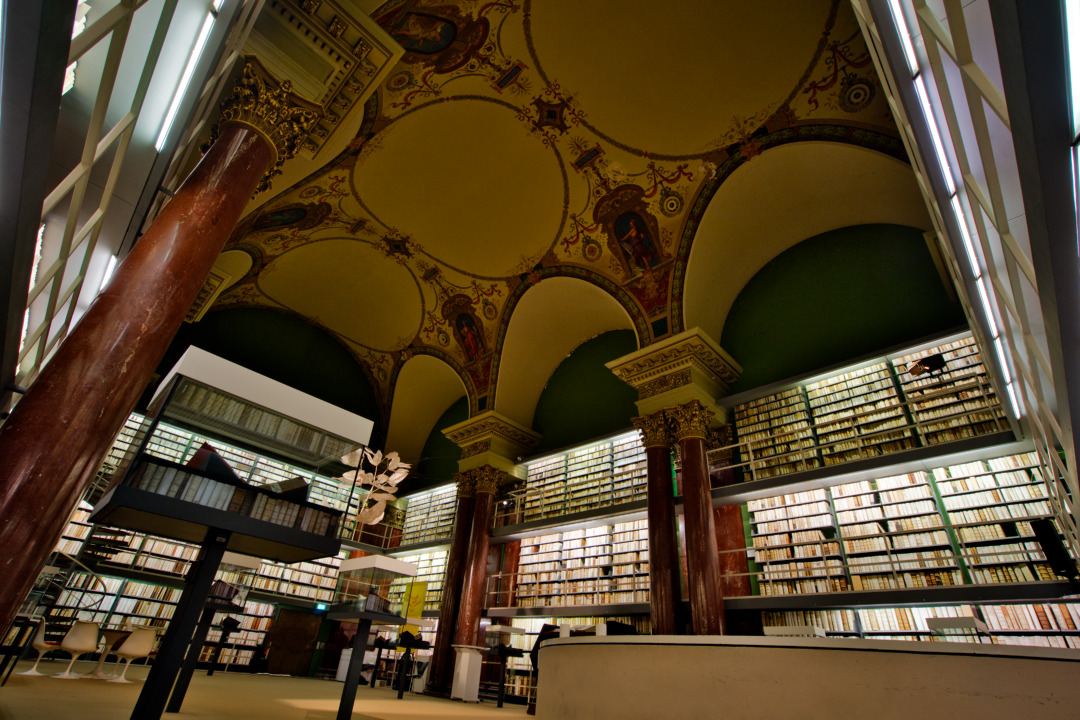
left=679, top=140, right=931, bottom=344
left=494, top=275, right=635, bottom=428
left=384, top=354, right=467, bottom=463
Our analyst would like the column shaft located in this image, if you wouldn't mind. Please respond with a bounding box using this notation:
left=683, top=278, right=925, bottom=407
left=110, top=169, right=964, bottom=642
left=680, top=435, right=726, bottom=635
left=645, top=444, right=680, bottom=635
left=426, top=490, right=475, bottom=692
left=454, top=488, right=496, bottom=647
left=0, top=124, right=274, bottom=631
left=714, top=506, right=752, bottom=598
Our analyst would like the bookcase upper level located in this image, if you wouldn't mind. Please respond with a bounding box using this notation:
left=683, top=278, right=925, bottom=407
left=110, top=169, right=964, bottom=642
left=150, top=347, right=372, bottom=469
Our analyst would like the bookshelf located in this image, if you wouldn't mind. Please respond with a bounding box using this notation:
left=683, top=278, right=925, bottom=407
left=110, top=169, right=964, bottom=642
left=804, top=363, right=915, bottom=465
left=730, top=333, right=1007, bottom=482
left=386, top=550, right=449, bottom=611
left=748, top=488, right=847, bottom=596
left=162, top=377, right=358, bottom=467
left=764, top=602, right=1080, bottom=648
left=522, top=432, right=646, bottom=521
left=745, top=451, right=1064, bottom=598
left=834, top=472, right=962, bottom=590
left=400, top=486, right=457, bottom=546
left=511, top=521, right=649, bottom=609
left=933, top=455, right=1056, bottom=584
left=894, top=336, right=1007, bottom=445
left=732, top=388, right=818, bottom=479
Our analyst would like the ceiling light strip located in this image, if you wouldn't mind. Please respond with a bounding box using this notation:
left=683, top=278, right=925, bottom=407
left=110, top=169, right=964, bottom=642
left=155, top=10, right=216, bottom=152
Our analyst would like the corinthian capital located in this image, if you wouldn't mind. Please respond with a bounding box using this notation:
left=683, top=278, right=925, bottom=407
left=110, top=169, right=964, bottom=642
left=216, top=56, right=323, bottom=194
left=667, top=400, right=714, bottom=441
left=455, top=470, right=476, bottom=498
left=473, top=465, right=503, bottom=495
left=632, top=411, right=671, bottom=448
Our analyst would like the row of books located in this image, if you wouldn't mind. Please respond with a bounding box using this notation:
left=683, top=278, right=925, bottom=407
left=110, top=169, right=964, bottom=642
left=129, top=461, right=338, bottom=535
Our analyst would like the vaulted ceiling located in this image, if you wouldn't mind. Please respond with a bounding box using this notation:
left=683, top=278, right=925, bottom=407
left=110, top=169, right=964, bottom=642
left=183, top=0, right=935, bottom=463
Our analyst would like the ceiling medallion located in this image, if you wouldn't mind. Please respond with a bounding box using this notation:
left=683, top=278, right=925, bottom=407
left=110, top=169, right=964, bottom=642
left=531, top=98, right=570, bottom=134
left=839, top=75, right=875, bottom=113
left=381, top=235, right=413, bottom=258
left=659, top=186, right=683, bottom=217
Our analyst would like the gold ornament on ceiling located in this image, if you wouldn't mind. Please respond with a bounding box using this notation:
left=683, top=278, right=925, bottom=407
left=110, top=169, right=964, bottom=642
left=215, top=56, right=324, bottom=194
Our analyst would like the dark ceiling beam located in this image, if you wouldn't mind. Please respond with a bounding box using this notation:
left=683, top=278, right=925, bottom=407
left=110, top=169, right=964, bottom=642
left=0, top=2, right=76, bottom=412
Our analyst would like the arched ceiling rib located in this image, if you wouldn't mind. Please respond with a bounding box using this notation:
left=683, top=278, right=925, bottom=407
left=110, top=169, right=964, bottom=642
left=384, top=354, right=467, bottom=464
left=683, top=142, right=932, bottom=344
left=495, top=276, right=634, bottom=428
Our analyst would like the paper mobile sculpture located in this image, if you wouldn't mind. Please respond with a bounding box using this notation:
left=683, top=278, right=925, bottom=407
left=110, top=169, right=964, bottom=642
left=341, top=448, right=410, bottom=526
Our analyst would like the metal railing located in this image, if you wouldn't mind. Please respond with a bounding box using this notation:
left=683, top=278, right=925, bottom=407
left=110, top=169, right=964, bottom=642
left=713, top=379, right=1006, bottom=484
left=483, top=514, right=1066, bottom=610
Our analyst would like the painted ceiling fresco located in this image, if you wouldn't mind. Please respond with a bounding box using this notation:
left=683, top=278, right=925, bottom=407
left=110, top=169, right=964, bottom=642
left=209, top=0, right=912, bottom=443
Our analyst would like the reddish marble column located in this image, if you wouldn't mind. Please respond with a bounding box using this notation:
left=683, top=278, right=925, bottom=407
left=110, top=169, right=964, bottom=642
left=709, top=426, right=751, bottom=598
left=715, top=506, right=752, bottom=598
left=0, top=122, right=276, bottom=632
left=632, top=413, right=680, bottom=635
left=671, top=401, right=725, bottom=635
left=454, top=467, right=499, bottom=647
left=426, top=474, right=476, bottom=694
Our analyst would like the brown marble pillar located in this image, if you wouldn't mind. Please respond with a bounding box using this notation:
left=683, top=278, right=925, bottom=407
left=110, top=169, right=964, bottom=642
left=454, top=466, right=499, bottom=647
left=632, top=412, right=681, bottom=635
left=426, top=472, right=476, bottom=694
left=709, top=426, right=752, bottom=599
left=670, top=401, right=725, bottom=635
left=0, top=59, right=321, bottom=632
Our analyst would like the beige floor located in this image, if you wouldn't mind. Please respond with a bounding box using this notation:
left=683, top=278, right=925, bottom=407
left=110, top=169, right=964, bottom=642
left=0, top=659, right=528, bottom=720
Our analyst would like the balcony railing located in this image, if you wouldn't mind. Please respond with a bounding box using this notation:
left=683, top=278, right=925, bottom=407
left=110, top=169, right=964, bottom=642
left=484, top=514, right=1068, bottom=611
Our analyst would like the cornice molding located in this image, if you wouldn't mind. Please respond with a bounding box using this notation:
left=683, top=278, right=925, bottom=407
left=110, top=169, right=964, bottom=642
left=442, top=411, right=541, bottom=456
left=606, top=327, right=742, bottom=398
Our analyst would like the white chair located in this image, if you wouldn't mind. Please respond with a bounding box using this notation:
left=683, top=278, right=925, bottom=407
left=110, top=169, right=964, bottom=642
left=53, top=621, right=100, bottom=679
left=108, top=628, right=156, bottom=683
left=17, top=619, right=59, bottom=676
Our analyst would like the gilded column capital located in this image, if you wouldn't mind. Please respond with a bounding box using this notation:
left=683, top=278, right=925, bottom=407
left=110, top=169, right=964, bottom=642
left=667, top=400, right=714, bottom=441
left=473, top=465, right=502, bottom=495
left=632, top=411, right=671, bottom=449
left=215, top=56, right=323, bottom=194
left=455, top=470, right=476, bottom=498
